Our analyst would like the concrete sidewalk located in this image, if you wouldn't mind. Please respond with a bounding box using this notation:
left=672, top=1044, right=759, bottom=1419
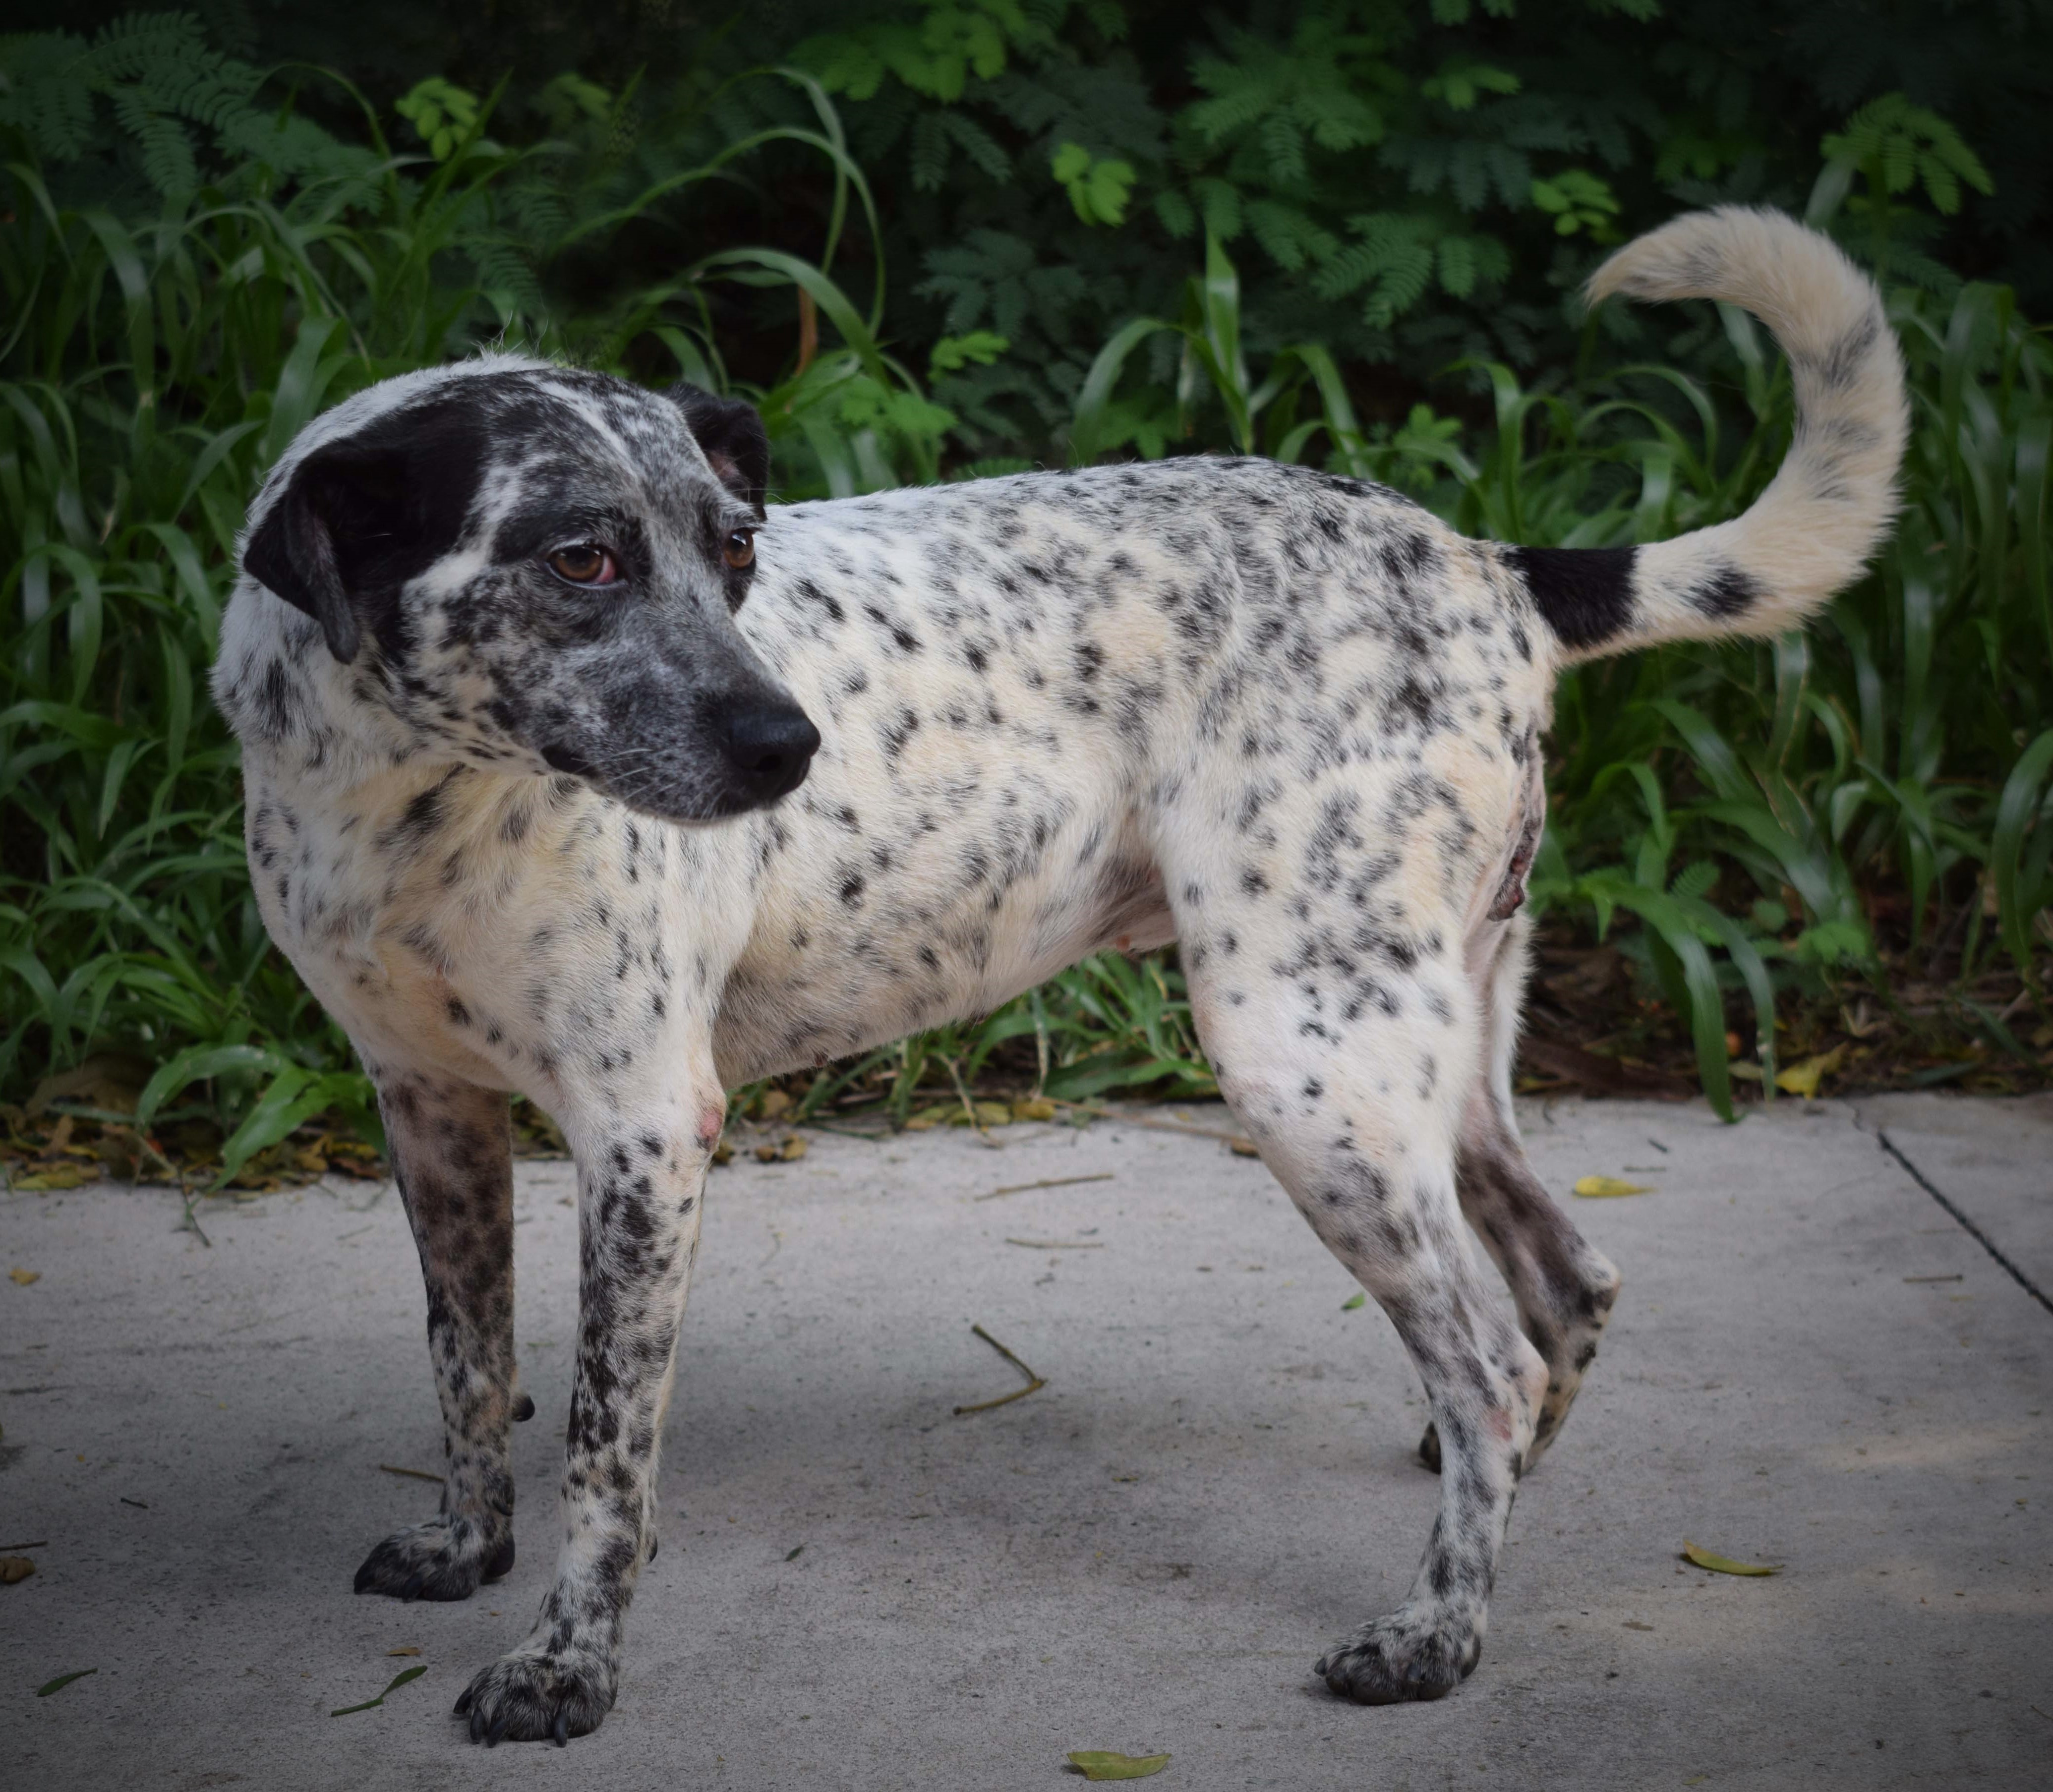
left=2, top=1096, right=2049, bottom=1791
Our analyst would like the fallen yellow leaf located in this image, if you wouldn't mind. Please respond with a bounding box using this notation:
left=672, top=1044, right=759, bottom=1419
left=0, top=1556, right=34, bottom=1584
left=1573, top=1176, right=1653, bottom=1199
left=9, top=1267, right=40, bottom=1285
left=1774, top=1044, right=1846, bottom=1099
left=1067, top=1751, right=1171, bottom=1782
left=1011, top=1097, right=1057, bottom=1122
left=13, top=1163, right=92, bottom=1191
left=386, top=1646, right=420, bottom=1657
left=1682, top=1539, right=1778, bottom=1576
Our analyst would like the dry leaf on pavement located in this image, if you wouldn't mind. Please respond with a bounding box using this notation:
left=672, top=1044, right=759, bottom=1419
left=1682, top=1539, right=1778, bottom=1575
left=1067, top=1751, right=1171, bottom=1781
left=1573, top=1176, right=1653, bottom=1198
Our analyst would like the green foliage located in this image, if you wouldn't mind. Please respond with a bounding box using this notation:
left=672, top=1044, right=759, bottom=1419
left=1051, top=142, right=1135, bottom=226
left=0, top=13, right=274, bottom=199
left=394, top=78, right=483, bottom=162
left=3, top=5, right=2052, bottom=1151
left=769, top=0, right=2053, bottom=451
left=1822, top=93, right=1993, bottom=219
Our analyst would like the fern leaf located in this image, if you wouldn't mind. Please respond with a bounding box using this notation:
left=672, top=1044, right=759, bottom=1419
left=1246, top=199, right=1334, bottom=272
left=1186, top=61, right=1276, bottom=144
left=1154, top=187, right=1196, bottom=239
left=108, top=89, right=198, bottom=197
left=1191, top=175, right=1242, bottom=241
left=0, top=33, right=97, bottom=162
left=941, top=111, right=1012, bottom=183
left=1436, top=233, right=1476, bottom=297
left=909, top=110, right=950, bottom=193
left=86, top=12, right=211, bottom=86
left=1259, top=112, right=1306, bottom=187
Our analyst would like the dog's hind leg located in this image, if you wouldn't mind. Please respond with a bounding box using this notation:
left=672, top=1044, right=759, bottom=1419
left=1180, top=912, right=1546, bottom=1703
left=353, top=1067, right=520, bottom=1602
left=1421, top=914, right=1622, bottom=1474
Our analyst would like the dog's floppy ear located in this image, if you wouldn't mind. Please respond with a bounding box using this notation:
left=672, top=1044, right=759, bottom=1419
left=670, top=384, right=770, bottom=519
left=243, top=442, right=410, bottom=664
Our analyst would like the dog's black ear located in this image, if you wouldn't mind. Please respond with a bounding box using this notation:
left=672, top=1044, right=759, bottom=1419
left=670, top=384, right=770, bottom=519
left=243, top=442, right=410, bottom=664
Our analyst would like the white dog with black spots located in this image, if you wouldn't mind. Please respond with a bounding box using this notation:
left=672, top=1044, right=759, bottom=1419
left=211, top=208, right=1905, bottom=1743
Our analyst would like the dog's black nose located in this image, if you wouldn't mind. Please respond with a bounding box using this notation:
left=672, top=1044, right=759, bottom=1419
left=722, top=703, right=821, bottom=802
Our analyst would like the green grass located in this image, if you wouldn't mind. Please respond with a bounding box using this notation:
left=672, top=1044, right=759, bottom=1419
left=2, top=59, right=2050, bottom=1182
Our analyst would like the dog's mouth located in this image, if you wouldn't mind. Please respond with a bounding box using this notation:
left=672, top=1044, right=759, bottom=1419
left=539, top=742, right=595, bottom=780
left=534, top=703, right=820, bottom=824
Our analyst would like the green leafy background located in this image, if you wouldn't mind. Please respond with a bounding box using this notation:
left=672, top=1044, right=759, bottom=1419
left=3, top=1, right=2050, bottom=1177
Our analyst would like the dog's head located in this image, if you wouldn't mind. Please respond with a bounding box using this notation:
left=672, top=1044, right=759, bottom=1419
left=235, top=359, right=817, bottom=822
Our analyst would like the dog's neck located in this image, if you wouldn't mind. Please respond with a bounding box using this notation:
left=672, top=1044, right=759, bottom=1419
left=215, top=582, right=593, bottom=906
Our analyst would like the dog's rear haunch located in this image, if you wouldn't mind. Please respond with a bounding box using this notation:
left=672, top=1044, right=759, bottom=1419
left=211, top=209, right=1903, bottom=1743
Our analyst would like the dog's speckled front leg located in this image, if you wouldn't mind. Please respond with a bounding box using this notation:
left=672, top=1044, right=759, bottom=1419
left=455, top=1083, right=723, bottom=1745
left=354, top=1070, right=520, bottom=1603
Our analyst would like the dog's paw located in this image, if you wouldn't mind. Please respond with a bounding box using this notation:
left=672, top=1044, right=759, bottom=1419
left=454, top=1643, right=616, bottom=1745
left=352, top=1516, right=513, bottom=1602
left=1315, top=1605, right=1482, bottom=1705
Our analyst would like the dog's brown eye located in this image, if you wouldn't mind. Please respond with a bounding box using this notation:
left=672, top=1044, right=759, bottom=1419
left=722, top=529, right=756, bottom=571
left=547, top=544, right=618, bottom=585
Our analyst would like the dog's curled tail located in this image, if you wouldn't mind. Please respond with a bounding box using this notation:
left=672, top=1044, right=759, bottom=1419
left=1507, top=207, right=1907, bottom=663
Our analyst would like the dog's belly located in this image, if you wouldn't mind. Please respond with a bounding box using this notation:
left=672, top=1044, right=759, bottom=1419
left=710, top=787, right=1175, bottom=1085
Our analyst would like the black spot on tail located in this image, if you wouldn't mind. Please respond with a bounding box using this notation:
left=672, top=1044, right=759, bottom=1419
left=1505, top=545, right=1636, bottom=651
left=1692, top=563, right=1761, bottom=618
left=1813, top=312, right=1880, bottom=393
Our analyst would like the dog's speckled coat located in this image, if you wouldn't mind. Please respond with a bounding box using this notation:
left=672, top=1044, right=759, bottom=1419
left=212, top=209, right=1905, bottom=1743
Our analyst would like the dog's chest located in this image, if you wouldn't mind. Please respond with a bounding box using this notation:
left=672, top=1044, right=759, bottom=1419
left=245, top=767, right=754, bottom=1095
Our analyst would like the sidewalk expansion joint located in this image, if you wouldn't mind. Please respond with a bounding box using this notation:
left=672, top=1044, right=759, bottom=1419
left=1877, top=1130, right=2053, bottom=1320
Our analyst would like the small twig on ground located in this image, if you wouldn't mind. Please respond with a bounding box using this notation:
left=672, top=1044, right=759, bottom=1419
left=1043, top=1098, right=1252, bottom=1150
left=378, top=1464, right=443, bottom=1484
left=943, top=1056, right=1000, bottom=1146
left=803, top=1120, right=887, bottom=1142
left=952, top=1323, right=1047, bottom=1417
left=974, top=1172, right=1116, bottom=1202
left=222, top=1311, right=286, bottom=1334
left=1004, top=1238, right=1105, bottom=1250
left=176, top=1170, right=210, bottom=1247
left=0, top=1540, right=49, bottom=1551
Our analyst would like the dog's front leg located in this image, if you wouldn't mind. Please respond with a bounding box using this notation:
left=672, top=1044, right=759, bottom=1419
left=354, top=1069, right=520, bottom=1601
left=455, top=1071, right=724, bottom=1745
